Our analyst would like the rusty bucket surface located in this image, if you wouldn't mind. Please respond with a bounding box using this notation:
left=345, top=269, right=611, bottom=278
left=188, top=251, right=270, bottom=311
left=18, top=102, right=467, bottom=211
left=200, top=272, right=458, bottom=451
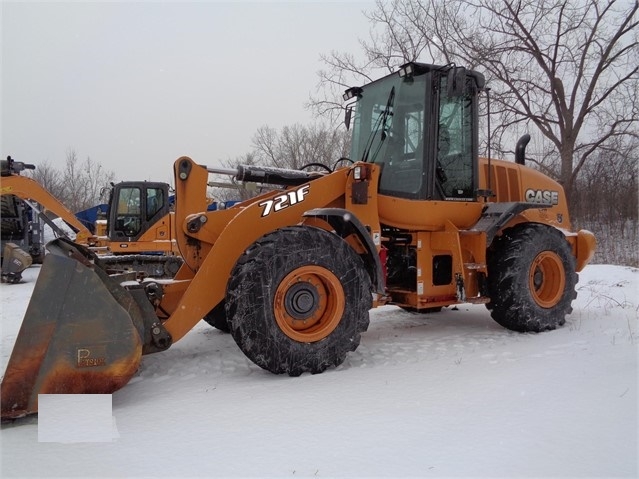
left=1, top=241, right=144, bottom=419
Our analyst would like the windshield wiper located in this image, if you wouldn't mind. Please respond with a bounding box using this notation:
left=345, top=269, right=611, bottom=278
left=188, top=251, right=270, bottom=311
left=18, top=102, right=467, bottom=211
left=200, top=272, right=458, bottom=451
left=362, top=86, right=395, bottom=163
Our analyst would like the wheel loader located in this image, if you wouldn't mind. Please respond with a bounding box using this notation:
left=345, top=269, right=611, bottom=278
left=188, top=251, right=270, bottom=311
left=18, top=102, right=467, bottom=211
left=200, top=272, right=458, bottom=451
left=0, top=62, right=596, bottom=419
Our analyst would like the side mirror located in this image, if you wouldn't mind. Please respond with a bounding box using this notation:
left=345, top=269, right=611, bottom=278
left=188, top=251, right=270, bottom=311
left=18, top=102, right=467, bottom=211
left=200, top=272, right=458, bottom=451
left=344, top=105, right=353, bottom=131
left=447, top=67, right=467, bottom=97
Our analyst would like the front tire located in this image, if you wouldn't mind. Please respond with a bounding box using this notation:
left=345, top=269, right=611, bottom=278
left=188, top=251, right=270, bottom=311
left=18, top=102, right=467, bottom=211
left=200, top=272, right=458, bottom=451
left=486, top=224, right=577, bottom=332
left=226, top=226, right=372, bottom=376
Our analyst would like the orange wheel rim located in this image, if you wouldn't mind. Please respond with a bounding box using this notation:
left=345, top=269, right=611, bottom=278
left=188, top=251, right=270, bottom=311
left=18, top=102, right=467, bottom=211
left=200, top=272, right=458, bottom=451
left=529, top=251, right=565, bottom=308
left=274, top=265, right=345, bottom=342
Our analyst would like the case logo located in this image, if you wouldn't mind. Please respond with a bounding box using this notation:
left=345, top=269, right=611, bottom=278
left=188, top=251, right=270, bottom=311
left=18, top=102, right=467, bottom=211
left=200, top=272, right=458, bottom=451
left=525, top=189, right=559, bottom=205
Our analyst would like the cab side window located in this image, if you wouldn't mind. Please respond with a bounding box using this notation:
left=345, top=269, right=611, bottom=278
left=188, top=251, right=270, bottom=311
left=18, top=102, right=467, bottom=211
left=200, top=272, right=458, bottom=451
left=146, top=188, right=164, bottom=221
left=437, top=89, right=474, bottom=199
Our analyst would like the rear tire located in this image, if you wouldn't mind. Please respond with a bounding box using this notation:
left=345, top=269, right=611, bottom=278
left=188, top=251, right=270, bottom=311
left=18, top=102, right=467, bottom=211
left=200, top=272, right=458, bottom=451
left=486, top=224, right=577, bottom=332
left=226, top=226, right=372, bottom=376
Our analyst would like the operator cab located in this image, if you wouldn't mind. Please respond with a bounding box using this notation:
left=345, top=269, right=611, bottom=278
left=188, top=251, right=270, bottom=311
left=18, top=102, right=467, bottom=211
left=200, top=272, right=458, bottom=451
left=345, top=62, right=485, bottom=201
left=107, top=182, right=170, bottom=241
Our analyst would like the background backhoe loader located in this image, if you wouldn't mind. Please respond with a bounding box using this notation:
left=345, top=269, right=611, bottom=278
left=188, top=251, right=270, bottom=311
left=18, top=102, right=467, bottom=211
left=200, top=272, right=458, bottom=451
left=1, top=156, right=181, bottom=278
left=1, top=62, right=596, bottom=419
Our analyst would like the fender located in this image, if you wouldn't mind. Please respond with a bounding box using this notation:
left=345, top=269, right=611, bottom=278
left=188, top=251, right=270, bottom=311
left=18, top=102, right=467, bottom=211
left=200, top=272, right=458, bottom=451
left=471, top=202, right=541, bottom=246
left=304, top=207, right=385, bottom=295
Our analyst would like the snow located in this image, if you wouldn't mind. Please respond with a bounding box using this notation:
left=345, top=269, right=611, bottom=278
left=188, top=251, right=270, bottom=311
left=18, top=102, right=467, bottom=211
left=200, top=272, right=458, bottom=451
left=1, top=264, right=637, bottom=477
left=42, top=217, right=77, bottom=243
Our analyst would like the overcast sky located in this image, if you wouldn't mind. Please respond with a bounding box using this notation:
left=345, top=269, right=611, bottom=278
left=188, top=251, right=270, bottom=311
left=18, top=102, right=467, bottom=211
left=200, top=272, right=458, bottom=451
left=2, top=1, right=374, bottom=183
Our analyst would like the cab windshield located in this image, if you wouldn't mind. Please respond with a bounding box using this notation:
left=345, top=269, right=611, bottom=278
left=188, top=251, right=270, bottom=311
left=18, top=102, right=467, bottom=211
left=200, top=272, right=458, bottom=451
left=348, top=68, right=476, bottom=201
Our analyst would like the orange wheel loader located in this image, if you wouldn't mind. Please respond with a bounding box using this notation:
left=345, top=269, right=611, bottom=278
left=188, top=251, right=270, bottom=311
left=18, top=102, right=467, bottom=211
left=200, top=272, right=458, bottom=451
left=1, top=62, right=596, bottom=419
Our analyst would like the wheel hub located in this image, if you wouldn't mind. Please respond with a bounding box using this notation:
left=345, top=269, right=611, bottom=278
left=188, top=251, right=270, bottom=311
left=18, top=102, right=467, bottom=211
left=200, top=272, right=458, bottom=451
left=274, top=266, right=345, bottom=343
left=285, top=282, right=320, bottom=320
left=533, top=269, right=544, bottom=289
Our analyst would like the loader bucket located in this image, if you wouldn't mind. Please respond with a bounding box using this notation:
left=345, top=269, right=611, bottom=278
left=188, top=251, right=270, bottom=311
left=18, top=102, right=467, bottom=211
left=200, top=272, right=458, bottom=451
left=1, top=239, right=145, bottom=419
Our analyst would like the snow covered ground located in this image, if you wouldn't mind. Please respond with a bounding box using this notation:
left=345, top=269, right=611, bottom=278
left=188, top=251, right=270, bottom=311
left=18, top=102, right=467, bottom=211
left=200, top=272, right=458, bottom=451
left=1, top=264, right=637, bottom=478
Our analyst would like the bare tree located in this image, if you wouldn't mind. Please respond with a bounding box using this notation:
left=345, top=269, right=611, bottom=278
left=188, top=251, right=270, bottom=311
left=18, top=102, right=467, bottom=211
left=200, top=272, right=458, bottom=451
left=463, top=0, right=638, bottom=204
left=62, top=149, right=85, bottom=213
left=24, top=160, right=65, bottom=200
left=208, top=123, right=352, bottom=202
left=61, top=149, right=115, bottom=212
left=572, top=135, right=638, bottom=266
left=252, top=123, right=351, bottom=170
left=574, top=138, right=638, bottom=227
left=22, top=150, right=114, bottom=212
left=310, top=0, right=448, bottom=123
left=310, top=0, right=639, bottom=205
